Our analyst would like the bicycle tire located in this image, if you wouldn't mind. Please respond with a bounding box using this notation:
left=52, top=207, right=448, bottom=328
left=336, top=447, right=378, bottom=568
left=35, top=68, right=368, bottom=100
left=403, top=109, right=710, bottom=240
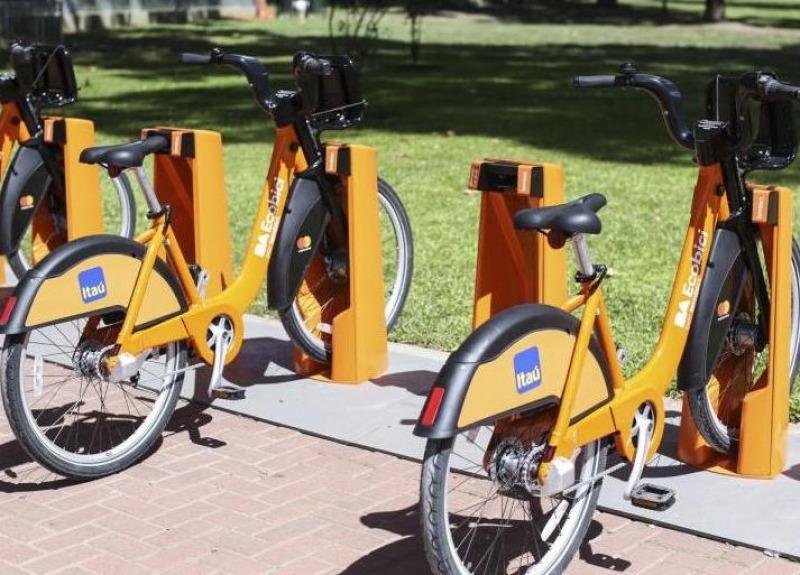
left=420, top=305, right=610, bottom=575
left=686, top=238, right=800, bottom=454
left=5, top=162, right=136, bottom=279
left=280, top=177, right=413, bottom=363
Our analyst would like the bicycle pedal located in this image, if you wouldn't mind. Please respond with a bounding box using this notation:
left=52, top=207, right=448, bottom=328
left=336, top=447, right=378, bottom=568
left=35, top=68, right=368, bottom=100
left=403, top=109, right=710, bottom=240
left=210, top=386, right=246, bottom=401
left=629, top=483, right=675, bottom=512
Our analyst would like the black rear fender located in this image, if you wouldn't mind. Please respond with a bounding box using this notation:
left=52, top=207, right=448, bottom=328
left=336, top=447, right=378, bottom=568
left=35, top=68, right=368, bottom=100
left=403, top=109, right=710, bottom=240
left=1, top=235, right=188, bottom=334
left=414, top=304, right=613, bottom=439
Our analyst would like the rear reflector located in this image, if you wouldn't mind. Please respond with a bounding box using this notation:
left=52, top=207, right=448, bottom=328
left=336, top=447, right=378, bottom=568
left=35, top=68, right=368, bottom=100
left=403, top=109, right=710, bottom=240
left=0, top=296, right=16, bottom=325
left=420, top=387, right=445, bottom=427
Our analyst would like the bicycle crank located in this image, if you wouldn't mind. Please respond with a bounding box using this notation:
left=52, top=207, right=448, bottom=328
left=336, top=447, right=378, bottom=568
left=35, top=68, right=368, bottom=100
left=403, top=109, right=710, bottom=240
left=624, top=402, right=655, bottom=500
left=621, top=402, right=675, bottom=510
left=206, top=315, right=245, bottom=400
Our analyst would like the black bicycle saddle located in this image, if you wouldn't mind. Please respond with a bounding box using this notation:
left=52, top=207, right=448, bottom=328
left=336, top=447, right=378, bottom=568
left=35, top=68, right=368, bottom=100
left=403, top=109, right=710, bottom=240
left=513, top=193, right=607, bottom=235
left=80, top=134, right=169, bottom=169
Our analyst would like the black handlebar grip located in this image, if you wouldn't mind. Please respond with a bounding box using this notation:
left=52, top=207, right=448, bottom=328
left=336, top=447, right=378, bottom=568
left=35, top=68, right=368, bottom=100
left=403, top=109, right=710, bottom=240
left=762, top=78, right=800, bottom=101
left=574, top=75, right=617, bottom=88
left=180, top=52, right=212, bottom=65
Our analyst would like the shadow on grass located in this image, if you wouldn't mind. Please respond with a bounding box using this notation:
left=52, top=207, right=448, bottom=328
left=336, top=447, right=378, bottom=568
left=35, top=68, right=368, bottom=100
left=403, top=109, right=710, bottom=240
left=466, top=0, right=698, bottom=26
left=51, top=27, right=800, bottom=166
left=660, top=0, right=800, bottom=29
left=442, top=0, right=800, bottom=29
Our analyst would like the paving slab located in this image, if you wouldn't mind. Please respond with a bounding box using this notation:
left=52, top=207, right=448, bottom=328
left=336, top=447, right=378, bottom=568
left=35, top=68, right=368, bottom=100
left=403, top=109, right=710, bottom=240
left=3, top=395, right=791, bottom=575
left=185, top=314, right=800, bottom=561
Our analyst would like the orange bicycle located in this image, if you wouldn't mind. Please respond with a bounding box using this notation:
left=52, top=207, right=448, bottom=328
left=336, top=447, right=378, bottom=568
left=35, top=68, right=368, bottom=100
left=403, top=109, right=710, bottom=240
left=0, top=49, right=412, bottom=478
left=0, top=43, right=135, bottom=276
left=415, top=64, right=800, bottom=575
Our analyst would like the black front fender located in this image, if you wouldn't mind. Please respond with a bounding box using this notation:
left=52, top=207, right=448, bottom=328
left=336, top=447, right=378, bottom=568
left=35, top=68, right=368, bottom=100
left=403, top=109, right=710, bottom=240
left=677, top=227, right=745, bottom=391
left=0, top=146, right=53, bottom=255
left=266, top=175, right=330, bottom=311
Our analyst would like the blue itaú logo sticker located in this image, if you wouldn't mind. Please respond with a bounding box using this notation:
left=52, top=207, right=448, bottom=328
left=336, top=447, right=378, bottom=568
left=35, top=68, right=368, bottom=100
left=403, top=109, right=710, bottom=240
left=514, top=346, right=542, bottom=394
left=78, top=266, right=107, bottom=303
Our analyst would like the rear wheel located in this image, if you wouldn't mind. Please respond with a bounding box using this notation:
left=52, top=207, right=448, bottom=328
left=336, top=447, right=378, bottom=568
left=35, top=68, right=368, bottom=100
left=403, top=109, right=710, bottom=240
left=686, top=238, right=800, bottom=454
left=1, top=313, right=185, bottom=479
left=280, top=178, right=413, bottom=362
left=421, top=418, right=606, bottom=575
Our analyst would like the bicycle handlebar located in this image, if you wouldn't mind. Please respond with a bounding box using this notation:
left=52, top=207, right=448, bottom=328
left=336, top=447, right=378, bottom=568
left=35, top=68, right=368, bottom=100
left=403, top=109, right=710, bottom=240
left=575, top=64, right=694, bottom=149
left=180, top=52, right=212, bottom=65
left=573, top=75, right=616, bottom=89
left=758, top=76, right=800, bottom=102
left=575, top=64, right=800, bottom=154
left=180, top=48, right=272, bottom=110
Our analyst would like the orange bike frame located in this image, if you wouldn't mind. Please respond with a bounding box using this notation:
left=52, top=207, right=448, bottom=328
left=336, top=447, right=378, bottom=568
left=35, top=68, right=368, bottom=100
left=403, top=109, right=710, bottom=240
left=538, top=164, right=730, bottom=482
left=113, top=125, right=306, bottom=366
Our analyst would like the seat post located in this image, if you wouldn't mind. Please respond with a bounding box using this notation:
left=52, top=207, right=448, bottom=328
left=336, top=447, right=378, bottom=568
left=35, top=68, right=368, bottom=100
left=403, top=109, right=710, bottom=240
left=572, top=233, right=595, bottom=279
left=132, top=166, right=163, bottom=214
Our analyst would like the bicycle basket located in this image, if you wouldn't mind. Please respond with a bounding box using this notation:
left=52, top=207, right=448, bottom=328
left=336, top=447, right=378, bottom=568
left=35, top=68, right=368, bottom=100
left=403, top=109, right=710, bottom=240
left=12, top=44, right=78, bottom=108
left=706, top=75, right=797, bottom=172
left=308, top=56, right=366, bottom=131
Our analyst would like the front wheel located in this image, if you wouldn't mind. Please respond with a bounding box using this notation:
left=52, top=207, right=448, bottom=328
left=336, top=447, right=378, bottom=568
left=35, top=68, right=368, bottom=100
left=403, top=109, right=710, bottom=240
left=280, top=178, right=413, bottom=362
left=421, top=422, right=606, bottom=575
left=1, top=315, right=185, bottom=479
left=7, top=171, right=136, bottom=279
left=686, top=238, right=800, bottom=454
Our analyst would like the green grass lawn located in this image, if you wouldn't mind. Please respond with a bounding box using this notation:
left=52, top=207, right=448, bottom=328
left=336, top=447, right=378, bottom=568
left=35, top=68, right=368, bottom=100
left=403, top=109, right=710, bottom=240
left=44, top=3, right=800, bottom=411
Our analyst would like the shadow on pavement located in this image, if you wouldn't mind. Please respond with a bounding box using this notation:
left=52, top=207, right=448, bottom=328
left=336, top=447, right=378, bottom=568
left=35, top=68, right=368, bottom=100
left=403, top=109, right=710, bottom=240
left=0, top=401, right=225, bottom=493
left=342, top=504, right=429, bottom=574
left=222, top=335, right=300, bottom=386
left=610, top=410, right=701, bottom=481
left=191, top=336, right=303, bottom=401
left=193, top=332, right=439, bottom=399
left=0, top=435, right=81, bottom=492
left=343, top=504, right=631, bottom=574
left=373, top=369, right=437, bottom=396
left=780, top=462, right=800, bottom=482
left=164, top=401, right=227, bottom=449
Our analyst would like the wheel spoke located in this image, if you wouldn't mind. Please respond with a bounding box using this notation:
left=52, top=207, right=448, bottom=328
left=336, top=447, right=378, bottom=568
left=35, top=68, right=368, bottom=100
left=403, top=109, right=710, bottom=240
left=432, top=422, right=601, bottom=574
left=8, top=319, right=183, bottom=474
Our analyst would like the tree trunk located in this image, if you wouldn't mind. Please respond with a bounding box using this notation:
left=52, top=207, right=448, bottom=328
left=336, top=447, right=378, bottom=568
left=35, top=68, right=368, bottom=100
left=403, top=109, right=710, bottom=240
left=409, top=12, right=423, bottom=65
left=704, top=0, right=725, bottom=22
